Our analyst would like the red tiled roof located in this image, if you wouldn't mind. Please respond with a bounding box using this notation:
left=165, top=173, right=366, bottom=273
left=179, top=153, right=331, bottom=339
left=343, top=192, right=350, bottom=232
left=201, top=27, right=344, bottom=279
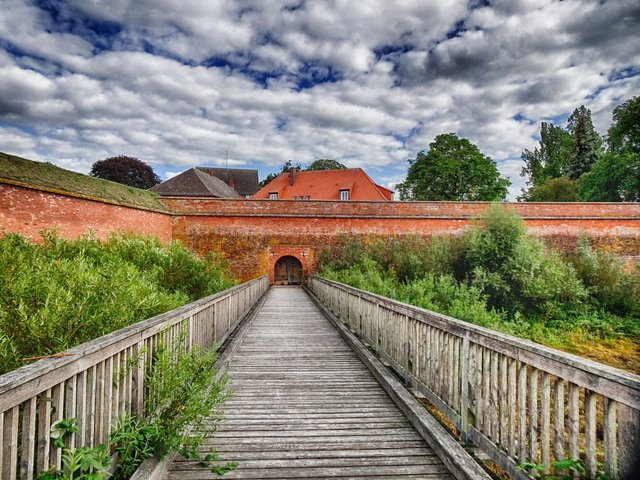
left=254, top=168, right=393, bottom=201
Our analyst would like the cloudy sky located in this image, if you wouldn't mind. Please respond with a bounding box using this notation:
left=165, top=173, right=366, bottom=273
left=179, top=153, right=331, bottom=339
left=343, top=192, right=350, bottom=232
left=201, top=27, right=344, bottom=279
left=1, top=0, right=639, bottom=198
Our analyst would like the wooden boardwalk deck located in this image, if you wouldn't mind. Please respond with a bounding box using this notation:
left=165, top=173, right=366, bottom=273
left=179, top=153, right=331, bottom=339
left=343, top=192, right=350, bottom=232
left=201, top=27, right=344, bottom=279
left=167, top=286, right=456, bottom=479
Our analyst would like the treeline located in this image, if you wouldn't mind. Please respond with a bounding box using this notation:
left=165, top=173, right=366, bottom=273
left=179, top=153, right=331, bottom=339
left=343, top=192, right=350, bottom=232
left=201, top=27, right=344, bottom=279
left=396, top=95, right=639, bottom=203
left=520, top=96, right=639, bottom=202
left=0, top=232, right=235, bottom=374
left=317, top=205, right=640, bottom=372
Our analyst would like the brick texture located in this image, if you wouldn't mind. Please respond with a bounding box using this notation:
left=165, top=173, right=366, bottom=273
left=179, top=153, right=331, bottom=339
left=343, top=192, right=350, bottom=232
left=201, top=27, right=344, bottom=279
left=2, top=182, right=638, bottom=284
left=0, top=183, right=172, bottom=242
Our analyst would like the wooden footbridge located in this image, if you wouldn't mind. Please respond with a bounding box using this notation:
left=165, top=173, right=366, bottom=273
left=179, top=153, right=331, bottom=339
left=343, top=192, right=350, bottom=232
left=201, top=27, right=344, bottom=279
left=1, top=277, right=639, bottom=480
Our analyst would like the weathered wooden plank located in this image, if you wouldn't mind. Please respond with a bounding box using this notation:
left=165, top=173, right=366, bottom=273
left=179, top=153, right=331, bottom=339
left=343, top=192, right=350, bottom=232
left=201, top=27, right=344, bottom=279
left=20, top=397, right=37, bottom=480
left=309, top=278, right=640, bottom=409
left=168, top=286, right=465, bottom=480
left=585, top=390, right=597, bottom=478
left=3, top=406, right=19, bottom=480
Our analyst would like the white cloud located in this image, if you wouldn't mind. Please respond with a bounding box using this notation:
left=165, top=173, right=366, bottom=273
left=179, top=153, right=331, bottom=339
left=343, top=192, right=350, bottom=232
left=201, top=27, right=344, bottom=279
left=0, top=0, right=638, bottom=201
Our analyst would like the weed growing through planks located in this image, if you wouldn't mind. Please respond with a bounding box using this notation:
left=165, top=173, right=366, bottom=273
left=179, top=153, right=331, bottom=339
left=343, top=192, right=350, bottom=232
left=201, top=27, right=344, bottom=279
left=517, top=458, right=610, bottom=480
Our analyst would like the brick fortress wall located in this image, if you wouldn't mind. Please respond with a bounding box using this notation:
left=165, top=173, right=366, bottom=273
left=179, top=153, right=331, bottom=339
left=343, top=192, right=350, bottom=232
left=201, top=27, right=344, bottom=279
left=163, top=198, right=640, bottom=282
left=0, top=182, right=172, bottom=242
left=1, top=181, right=638, bottom=283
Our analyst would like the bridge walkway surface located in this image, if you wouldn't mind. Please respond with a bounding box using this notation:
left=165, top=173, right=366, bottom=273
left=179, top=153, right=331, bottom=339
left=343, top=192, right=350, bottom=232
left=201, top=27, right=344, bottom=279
left=166, top=286, right=459, bottom=479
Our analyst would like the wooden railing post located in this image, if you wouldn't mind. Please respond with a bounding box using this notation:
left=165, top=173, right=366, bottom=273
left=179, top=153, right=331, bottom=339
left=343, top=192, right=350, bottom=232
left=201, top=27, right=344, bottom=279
left=308, top=275, right=640, bottom=480
left=459, top=336, right=470, bottom=444
left=0, top=276, right=268, bottom=480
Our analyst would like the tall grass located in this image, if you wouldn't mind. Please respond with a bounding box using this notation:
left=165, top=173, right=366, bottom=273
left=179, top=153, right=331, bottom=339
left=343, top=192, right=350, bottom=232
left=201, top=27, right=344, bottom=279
left=0, top=231, right=235, bottom=374
left=318, top=205, right=640, bottom=372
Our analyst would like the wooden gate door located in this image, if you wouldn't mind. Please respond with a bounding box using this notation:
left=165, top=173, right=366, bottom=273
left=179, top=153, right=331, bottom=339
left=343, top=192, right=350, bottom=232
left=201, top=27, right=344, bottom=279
left=274, top=256, right=303, bottom=285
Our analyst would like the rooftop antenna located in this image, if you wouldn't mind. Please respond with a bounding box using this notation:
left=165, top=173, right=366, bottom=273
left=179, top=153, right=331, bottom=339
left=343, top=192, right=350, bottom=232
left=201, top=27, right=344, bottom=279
left=225, top=150, right=229, bottom=169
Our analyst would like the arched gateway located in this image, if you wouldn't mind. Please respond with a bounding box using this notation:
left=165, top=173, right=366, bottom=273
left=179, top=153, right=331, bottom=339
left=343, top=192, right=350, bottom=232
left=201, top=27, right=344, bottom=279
left=273, top=255, right=303, bottom=285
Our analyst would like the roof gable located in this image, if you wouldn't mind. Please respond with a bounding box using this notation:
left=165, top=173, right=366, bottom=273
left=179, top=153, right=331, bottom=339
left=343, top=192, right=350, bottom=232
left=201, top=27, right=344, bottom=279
left=151, top=168, right=241, bottom=198
left=254, top=168, right=393, bottom=201
left=197, top=167, right=259, bottom=196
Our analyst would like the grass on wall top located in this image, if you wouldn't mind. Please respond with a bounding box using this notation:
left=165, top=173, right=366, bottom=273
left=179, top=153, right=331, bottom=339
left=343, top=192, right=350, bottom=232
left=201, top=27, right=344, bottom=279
left=0, top=152, right=167, bottom=211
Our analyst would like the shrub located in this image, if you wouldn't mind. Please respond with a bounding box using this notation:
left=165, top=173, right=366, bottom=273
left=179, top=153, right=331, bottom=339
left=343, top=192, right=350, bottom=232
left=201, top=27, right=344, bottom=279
left=569, top=239, right=640, bottom=317
left=0, top=232, right=235, bottom=374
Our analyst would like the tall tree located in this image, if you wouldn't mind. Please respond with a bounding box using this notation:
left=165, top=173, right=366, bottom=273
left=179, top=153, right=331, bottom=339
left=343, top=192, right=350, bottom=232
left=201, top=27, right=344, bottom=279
left=306, top=159, right=347, bottom=171
left=607, top=95, right=640, bottom=154
left=579, top=151, right=639, bottom=202
left=567, top=106, right=602, bottom=179
left=519, top=122, right=572, bottom=199
left=397, top=133, right=510, bottom=201
left=90, top=156, right=160, bottom=189
left=581, top=96, right=640, bottom=202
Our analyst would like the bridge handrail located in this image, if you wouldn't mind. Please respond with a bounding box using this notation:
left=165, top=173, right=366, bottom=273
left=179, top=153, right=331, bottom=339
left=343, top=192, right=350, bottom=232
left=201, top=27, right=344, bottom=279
left=0, top=275, right=268, bottom=480
left=310, top=275, right=640, bottom=480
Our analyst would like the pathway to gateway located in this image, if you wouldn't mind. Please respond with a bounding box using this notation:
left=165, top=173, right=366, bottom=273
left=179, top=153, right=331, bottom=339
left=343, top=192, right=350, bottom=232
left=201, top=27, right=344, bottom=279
left=167, top=286, right=457, bottom=479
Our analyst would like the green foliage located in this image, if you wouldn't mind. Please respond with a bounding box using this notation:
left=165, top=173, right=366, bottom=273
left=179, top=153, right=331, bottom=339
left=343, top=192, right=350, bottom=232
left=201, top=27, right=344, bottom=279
left=90, top=155, right=161, bottom=189
left=110, top=415, right=156, bottom=479
left=38, top=335, right=235, bottom=479
left=607, top=95, right=640, bottom=154
left=144, top=338, right=230, bottom=458
left=306, top=159, right=347, bottom=170
left=110, top=338, right=236, bottom=479
left=318, top=206, right=639, bottom=361
left=520, top=122, right=573, bottom=199
left=51, top=419, right=80, bottom=448
left=567, top=105, right=603, bottom=180
left=579, top=150, right=640, bottom=202
left=396, top=133, right=510, bottom=201
left=517, top=457, right=609, bottom=480
left=0, top=232, right=234, bottom=374
left=37, top=419, right=110, bottom=480
left=461, top=204, right=587, bottom=318
left=527, top=177, right=579, bottom=202
left=569, top=239, right=640, bottom=318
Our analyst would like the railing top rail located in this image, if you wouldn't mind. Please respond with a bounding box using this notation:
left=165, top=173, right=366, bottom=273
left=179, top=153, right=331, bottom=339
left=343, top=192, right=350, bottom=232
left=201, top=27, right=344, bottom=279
left=311, top=275, right=640, bottom=408
left=0, top=275, right=267, bottom=411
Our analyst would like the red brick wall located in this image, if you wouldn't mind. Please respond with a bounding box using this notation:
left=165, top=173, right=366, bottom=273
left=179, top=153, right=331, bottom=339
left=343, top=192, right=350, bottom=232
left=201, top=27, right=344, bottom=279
left=2, top=183, right=638, bottom=284
left=165, top=198, right=640, bottom=283
left=0, top=183, right=172, bottom=242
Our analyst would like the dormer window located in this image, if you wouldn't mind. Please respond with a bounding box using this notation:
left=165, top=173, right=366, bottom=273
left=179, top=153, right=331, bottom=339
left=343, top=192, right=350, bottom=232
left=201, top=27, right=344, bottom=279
left=269, top=192, right=278, bottom=199
left=340, top=189, right=350, bottom=201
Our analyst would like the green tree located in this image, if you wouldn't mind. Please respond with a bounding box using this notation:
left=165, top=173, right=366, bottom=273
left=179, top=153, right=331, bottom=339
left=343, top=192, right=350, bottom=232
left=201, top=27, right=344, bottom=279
left=567, top=106, right=602, bottom=180
left=397, top=133, right=510, bottom=201
left=578, top=97, right=640, bottom=202
left=607, top=95, right=640, bottom=154
left=579, top=151, right=640, bottom=202
left=520, top=122, right=572, bottom=199
left=90, top=156, right=161, bottom=189
left=528, top=177, right=579, bottom=202
left=306, top=159, right=347, bottom=171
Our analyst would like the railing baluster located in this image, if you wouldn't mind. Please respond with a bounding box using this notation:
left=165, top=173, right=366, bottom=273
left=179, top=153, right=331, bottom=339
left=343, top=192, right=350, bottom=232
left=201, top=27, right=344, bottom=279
left=541, top=372, right=551, bottom=473
left=20, top=398, right=37, bottom=480
left=585, top=391, right=597, bottom=478
left=50, top=383, right=64, bottom=470
left=508, top=358, right=517, bottom=459
left=518, top=363, right=528, bottom=463
left=308, top=277, right=640, bottom=480
left=3, top=406, right=19, bottom=480
left=604, top=398, right=618, bottom=479
left=554, top=378, right=565, bottom=469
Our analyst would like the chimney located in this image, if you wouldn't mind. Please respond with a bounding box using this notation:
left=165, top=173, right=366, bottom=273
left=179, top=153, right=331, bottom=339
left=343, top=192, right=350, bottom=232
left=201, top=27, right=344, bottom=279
left=229, top=175, right=235, bottom=189
left=289, top=168, right=296, bottom=186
